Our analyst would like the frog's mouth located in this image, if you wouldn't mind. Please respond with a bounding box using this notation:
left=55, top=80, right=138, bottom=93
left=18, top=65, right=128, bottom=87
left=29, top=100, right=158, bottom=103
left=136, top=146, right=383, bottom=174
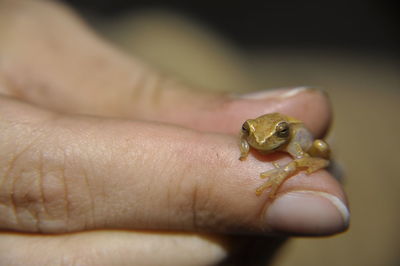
left=251, top=136, right=287, bottom=151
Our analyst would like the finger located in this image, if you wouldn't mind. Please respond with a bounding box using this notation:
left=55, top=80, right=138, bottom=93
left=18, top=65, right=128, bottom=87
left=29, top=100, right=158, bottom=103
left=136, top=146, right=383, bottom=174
left=0, top=1, right=330, bottom=135
left=0, top=96, right=348, bottom=235
left=0, top=231, right=228, bottom=266
left=192, top=87, right=332, bottom=136
left=0, top=231, right=283, bottom=266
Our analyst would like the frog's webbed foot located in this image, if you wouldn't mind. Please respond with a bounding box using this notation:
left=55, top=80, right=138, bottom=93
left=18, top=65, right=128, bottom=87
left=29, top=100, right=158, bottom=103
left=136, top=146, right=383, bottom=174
left=295, top=157, right=329, bottom=174
left=256, top=162, right=293, bottom=198
left=256, top=172, right=286, bottom=197
left=259, top=162, right=281, bottom=178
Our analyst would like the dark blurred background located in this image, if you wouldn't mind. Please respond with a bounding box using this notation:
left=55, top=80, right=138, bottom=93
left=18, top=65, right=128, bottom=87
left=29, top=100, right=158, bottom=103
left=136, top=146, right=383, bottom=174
left=65, top=0, right=398, bottom=54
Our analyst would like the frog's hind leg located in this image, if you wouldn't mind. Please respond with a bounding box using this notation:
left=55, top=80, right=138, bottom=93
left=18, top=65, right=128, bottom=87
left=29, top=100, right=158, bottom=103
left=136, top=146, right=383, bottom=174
left=256, top=157, right=329, bottom=197
left=295, top=157, right=329, bottom=174
left=259, top=162, right=281, bottom=179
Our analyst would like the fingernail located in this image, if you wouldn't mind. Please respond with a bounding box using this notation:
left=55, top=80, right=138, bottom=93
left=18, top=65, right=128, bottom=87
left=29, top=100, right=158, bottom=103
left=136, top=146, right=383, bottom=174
left=232, top=86, right=326, bottom=100
left=279, top=86, right=326, bottom=99
left=231, top=89, right=282, bottom=99
left=265, top=190, right=349, bottom=235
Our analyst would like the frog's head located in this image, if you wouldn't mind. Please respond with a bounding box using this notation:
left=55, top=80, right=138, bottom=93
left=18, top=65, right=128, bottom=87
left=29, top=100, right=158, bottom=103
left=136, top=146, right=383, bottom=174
left=241, top=113, right=291, bottom=152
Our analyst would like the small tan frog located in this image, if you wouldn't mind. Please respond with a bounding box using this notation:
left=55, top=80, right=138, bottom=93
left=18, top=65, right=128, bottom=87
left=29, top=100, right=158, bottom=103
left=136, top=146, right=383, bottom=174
left=239, top=113, right=330, bottom=198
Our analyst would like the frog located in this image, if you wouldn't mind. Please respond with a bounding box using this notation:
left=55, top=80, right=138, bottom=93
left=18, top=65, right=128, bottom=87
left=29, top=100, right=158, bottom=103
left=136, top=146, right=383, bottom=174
left=239, top=113, right=330, bottom=198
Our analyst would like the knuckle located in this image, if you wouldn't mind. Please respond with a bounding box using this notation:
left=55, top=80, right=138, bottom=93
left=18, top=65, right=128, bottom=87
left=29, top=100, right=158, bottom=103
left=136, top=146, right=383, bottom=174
left=0, top=110, right=100, bottom=233
left=0, top=144, right=63, bottom=232
left=0, top=139, right=95, bottom=233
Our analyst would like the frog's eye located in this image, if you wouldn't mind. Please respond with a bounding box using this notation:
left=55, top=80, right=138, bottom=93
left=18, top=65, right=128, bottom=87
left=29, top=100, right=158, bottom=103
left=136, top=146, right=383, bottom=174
left=276, top=122, right=290, bottom=138
left=241, top=122, right=250, bottom=134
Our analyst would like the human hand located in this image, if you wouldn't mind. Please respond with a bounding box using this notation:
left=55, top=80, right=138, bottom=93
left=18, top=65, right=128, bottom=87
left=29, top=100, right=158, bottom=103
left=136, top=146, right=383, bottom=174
left=0, top=1, right=349, bottom=265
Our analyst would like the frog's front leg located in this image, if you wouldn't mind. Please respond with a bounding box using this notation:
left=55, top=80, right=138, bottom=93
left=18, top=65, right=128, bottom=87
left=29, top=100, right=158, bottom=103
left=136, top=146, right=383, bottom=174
left=239, top=133, right=250, bottom=161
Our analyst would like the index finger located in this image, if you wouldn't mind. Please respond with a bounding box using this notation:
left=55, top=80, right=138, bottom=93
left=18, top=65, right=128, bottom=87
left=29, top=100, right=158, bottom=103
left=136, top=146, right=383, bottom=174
left=0, top=95, right=348, bottom=236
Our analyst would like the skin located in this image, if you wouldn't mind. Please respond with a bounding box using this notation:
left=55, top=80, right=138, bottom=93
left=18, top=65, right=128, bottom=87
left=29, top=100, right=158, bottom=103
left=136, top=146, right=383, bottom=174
left=239, top=113, right=330, bottom=197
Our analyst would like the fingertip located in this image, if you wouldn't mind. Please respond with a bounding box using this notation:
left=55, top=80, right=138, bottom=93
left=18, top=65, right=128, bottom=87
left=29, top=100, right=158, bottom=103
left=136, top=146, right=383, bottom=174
left=278, top=87, right=332, bottom=137
left=265, top=189, right=349, bottom=236
left=174, top=87, right=332, bottom=136
left=226, top=87, right=332, bottom=136
left=259, top=169, right=349, bottom=236
left=181, top=135, right=349, bottom=236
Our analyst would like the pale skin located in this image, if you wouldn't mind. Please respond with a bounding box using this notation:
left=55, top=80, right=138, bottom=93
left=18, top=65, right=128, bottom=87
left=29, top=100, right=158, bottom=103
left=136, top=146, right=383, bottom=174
left=239, top=113, right=330, bottom=197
